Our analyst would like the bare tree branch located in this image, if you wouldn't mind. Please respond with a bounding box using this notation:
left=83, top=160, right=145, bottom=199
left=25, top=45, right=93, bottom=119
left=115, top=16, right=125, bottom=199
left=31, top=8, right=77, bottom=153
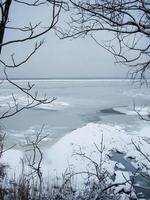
left=57, top=0, right=150, bottom=80
left=0, top=0, right=62, bottom=119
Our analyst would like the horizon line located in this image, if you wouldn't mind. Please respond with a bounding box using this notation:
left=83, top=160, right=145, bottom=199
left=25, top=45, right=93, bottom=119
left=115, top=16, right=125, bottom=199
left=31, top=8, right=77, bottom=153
left=1, top=76, right=148, bottom=81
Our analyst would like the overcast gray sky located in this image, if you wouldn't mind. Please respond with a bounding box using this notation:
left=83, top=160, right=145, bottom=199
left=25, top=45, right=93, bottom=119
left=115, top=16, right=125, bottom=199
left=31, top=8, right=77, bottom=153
left=1, top=1, right=129, bottom=79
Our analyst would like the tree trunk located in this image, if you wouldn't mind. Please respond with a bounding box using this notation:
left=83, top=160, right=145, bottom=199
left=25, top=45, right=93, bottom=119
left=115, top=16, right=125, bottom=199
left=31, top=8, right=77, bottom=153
left=0, top=0, right=12, bottom=54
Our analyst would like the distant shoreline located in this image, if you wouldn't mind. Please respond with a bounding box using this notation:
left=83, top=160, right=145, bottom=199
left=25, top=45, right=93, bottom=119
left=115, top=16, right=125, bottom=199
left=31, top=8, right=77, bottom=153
left=2, top=77, right=137, bottom=81
left=2, top=77, right=148, bottom=82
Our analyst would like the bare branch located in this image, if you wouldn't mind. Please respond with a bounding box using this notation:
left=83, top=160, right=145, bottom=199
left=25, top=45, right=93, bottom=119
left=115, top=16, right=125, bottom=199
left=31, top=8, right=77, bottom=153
left=0, top=40, right=44, bottom=68
left=0, top=0, right=61, bottom=119
left=57, top=0, right=150, bottom=80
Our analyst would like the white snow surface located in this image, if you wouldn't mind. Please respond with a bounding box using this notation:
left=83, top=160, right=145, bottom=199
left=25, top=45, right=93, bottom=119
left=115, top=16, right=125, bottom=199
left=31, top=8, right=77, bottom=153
left=2, top=123, right=150, bottom=183
left=41, top=123, right=150, bottom=180
left=37, top=100, right=70, bottom=110
left=42, top=123, right=126, bottom=177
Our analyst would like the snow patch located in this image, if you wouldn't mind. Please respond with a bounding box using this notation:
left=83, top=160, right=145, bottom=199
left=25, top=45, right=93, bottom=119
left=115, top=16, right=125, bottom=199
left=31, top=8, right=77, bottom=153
left=37, top=100, right=69, bottom=110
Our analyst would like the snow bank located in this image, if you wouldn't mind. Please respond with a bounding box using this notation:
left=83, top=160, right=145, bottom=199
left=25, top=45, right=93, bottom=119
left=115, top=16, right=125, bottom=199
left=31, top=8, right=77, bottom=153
left=43, top=123, right=128, bottom=175
left=42, top=123, right=150, bottom=181
left=2, top=123, right=150, bottom=184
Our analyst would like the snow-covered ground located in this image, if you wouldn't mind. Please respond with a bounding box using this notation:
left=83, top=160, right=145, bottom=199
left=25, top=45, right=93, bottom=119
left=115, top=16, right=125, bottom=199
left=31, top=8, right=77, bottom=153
left=1, top=122, right=150, bottom=199
left=2, top=123, right=150, bottom=181
left=42, top=123, right=150, bottom=179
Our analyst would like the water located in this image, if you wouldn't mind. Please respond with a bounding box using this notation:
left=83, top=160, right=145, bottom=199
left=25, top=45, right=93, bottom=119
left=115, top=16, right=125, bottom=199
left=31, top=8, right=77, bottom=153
left=0, top=79, right=149, bottom=147
left=1, top=79, right=150, bottom=199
